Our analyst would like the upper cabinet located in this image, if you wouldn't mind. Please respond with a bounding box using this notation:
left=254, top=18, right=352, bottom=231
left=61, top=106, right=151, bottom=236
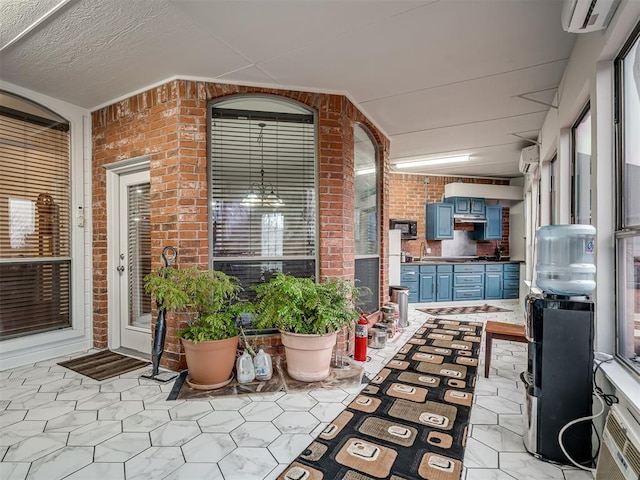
left=445, top=197, right=485, bottom=215
left=473, top=204, right=503, bottom=240
left=426, top=203, right=454, bottom=240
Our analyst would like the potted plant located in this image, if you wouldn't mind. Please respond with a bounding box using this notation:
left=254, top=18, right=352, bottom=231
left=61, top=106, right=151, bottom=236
left=252, top=272, right=360, bottom=382
left=144, top=267, right=249, bottom=386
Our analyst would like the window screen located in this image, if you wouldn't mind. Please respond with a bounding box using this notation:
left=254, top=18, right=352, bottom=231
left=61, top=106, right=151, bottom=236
left=0, top=93, right=71, bottom=339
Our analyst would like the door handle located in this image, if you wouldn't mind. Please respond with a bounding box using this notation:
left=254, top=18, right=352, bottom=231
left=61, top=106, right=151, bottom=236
left=116, top=265, right=125, bottom=273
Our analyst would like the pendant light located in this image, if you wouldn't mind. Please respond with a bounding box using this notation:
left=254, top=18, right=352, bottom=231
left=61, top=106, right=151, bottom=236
left=242, top=122, right=284, bottom=207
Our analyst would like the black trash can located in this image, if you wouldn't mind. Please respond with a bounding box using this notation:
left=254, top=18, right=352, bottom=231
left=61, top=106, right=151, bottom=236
left=389, top=285, right=409, bottom=327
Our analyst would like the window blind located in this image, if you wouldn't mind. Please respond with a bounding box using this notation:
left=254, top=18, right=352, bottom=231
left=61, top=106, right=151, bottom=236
left=127, top=182, right=152, bottom=327
left=0, top=103, right=71, bottom=339
left=210, top=108, right=316, bottom=260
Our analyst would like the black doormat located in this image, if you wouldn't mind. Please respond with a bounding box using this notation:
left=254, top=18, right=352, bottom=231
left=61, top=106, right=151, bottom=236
left=418, top=304, right=512, bottom=316
left=167, top=356, right=366, bottom=401
left=278, top=318, right=483, bottom=480
left=58, top=350, right=150, bottom=381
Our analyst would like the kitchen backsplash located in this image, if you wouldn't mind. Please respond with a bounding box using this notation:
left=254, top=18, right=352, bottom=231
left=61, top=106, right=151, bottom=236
left=441, top=231, right=477, bottom=257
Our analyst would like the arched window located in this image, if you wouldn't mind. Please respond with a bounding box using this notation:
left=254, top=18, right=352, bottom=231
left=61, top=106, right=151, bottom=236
left=354, top=124, right=379, bottom=312
left=208, top=95, right=317, bottom=297
left=0, top=91, right=72, bottom=338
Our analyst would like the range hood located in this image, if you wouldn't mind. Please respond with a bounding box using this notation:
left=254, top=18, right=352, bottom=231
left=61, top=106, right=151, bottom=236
left=444, top=183, right=523, bottom=204
left=454, top=214, right=487, bottom=223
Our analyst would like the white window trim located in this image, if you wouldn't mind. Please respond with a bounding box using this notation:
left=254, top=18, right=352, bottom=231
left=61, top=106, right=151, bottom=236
left=0, top=81, right=91, bottom=369
left=104, top=156, right=150, bottom=351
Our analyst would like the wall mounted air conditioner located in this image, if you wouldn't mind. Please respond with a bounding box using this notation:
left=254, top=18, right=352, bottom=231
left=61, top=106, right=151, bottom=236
left=595, top=404, right=640, bottom=480
left=561, top=0, right=621, bottom=33
left=519, top=145, right=539, bottom=174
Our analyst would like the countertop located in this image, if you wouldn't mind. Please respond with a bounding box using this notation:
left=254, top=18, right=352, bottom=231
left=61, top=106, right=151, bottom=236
left=401, top=256, right=523, bottom=265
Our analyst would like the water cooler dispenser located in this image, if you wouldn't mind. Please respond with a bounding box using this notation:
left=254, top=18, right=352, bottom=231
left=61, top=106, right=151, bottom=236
left=522, top=225, right=596, bottom=465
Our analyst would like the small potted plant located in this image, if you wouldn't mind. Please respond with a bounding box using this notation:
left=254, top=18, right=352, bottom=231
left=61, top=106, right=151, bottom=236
left=144, top=267, right=250, bottom=386
left=252, top=272, right=359, bottom=382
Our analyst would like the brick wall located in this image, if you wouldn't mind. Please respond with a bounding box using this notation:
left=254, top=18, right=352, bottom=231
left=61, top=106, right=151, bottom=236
left=389, top=174, right=511, bottom=258
left=92, top=80, right=389, bottom=370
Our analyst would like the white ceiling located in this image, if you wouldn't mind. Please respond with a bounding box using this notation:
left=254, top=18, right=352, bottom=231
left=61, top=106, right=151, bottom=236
left=0, top=0, right=577, bottom=178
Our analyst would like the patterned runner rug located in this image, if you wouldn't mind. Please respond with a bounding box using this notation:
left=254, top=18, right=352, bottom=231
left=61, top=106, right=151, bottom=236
left=418, top=304, right=512, bottom=316
left=278, top=318, right=483, bottom=480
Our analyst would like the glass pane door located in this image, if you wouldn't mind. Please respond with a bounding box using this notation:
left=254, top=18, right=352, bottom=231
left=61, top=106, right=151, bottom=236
left=118, top=170, right=151, bottom=354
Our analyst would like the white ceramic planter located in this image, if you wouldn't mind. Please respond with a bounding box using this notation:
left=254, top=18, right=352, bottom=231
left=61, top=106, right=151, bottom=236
left=280, top=331, right=337, bottom=382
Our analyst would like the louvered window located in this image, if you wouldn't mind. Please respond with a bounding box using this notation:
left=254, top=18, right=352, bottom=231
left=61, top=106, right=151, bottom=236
left=209, top=97, right=317, bottom=297
left=354, top=124, right=379, bottom=313
left=0, top=92, right=71, bottom=339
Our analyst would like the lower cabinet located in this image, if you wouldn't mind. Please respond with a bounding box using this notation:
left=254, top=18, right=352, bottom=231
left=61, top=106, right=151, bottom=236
left=401, top=265, right=419, bottom=303
left=402, top=262, right=520, bottom=302
left=419, top=265, right=436, bottom=303
left=503, top=263, right=520, bottom=299
left=418, top=265, right=453, bottom=302
left=435, top=265, right=453, bottom=302
left=484, top=264, right=503, bottom=299
left=453, top=264, right=484, bottom=301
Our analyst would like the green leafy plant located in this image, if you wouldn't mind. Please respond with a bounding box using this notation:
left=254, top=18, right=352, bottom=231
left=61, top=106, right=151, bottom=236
left=252, top=272, right=360, bottom=335
left=144, top=267, right=251, bottom=343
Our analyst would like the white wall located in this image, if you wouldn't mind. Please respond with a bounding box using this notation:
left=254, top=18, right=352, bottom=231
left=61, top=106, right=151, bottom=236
left=535, top=1, right=640, bottom=415
left=0, top=81, right=93, bottom=369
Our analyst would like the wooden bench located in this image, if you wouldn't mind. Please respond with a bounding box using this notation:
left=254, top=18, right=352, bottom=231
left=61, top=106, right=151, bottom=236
left=484, top=320, right=527, bottom=378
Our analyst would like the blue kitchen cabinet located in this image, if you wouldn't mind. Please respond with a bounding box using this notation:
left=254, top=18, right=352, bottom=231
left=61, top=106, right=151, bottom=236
left=445, top=197, right=485, bottom=215
left=404, top=262, right=520, bottom=302
left=419, top=265, right=436, bottom=302
left=425, top=203, right=454, bottom=240
left=436, top=265, right=453, bottom=302
left=470, top=198, right=485, bottom=215
left=401, top=265, right=420, bottom=303
left=453, top=264, right=485, bottom=300
left=474, top=204, right=503, bottom=240
left=503, top=263, right=520, bottom=299
left=484, top=264, right=503, bottom=299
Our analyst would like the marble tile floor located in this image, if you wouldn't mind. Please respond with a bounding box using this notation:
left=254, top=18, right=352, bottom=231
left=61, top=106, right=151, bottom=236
left=0, top=300, right=595, bottom=480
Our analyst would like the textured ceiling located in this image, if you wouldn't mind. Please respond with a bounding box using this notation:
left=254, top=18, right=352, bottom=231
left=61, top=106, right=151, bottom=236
left=0, top=0, right=578, bottom=178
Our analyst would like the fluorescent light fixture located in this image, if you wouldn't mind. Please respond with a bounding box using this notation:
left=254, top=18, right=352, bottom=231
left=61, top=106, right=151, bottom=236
left=356, top=167, right=376, bottom=176
left=394, top=155, right=470, bottom=169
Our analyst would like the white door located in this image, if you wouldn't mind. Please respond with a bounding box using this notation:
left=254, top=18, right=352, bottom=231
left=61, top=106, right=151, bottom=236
left=116, top=170, right=152, bottom=354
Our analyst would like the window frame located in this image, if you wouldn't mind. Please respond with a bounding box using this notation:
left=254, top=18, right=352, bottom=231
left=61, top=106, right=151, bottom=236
left=571, top=104, right=592, bottom=225
left=353, top=123, right=380, bottom=313
left=207, top=94, right=319, bottom=296
left=549, top=155, right=557, bottom=225
left=614, top=22, right=640, bottom=376
left=0, top=92, right=72, bottom=340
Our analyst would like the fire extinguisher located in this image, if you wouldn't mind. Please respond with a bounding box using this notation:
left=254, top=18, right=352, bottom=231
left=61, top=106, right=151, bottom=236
left=354, top=312, right=368, bottom=362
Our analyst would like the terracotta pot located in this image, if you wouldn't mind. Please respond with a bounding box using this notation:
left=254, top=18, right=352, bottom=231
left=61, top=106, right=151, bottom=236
left=280, top=331, right=337, bottom=382
left=181, top=336, right=239, bottom=385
